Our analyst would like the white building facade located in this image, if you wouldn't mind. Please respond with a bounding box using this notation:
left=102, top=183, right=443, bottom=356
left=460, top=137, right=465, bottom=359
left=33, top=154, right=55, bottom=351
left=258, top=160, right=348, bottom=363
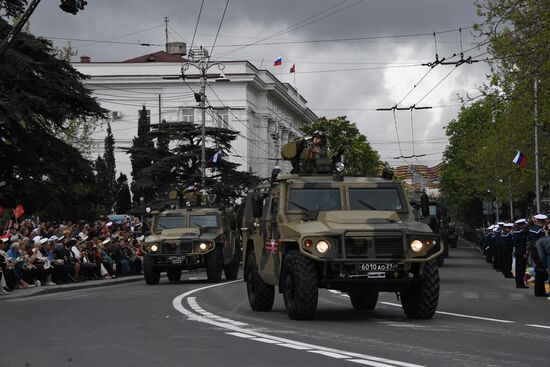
left=73, top=52, right=317, bottom=180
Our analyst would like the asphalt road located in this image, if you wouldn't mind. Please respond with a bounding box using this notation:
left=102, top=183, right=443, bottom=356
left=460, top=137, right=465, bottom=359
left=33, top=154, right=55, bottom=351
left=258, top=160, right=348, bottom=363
left=1, top=239, right=549, bottom=367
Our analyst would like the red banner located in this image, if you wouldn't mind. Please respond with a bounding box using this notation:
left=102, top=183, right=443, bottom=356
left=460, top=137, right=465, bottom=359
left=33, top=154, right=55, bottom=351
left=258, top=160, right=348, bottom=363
left=13, top=204, right=25, bottom=219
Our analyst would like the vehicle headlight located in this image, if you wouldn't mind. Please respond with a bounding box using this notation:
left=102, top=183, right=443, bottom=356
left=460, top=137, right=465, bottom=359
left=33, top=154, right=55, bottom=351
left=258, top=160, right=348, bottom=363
left=199, top=242, right=208, bottom=251
left=316, top=240, right=330, bottom=254
left=410, top=240, right=423, bottom=253
left=150, top=244, right=158, bottom=252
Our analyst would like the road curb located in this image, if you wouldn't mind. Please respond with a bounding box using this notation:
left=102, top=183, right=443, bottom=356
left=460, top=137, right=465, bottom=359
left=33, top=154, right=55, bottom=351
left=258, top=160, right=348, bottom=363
left=0, top=276, right=143, bottom=300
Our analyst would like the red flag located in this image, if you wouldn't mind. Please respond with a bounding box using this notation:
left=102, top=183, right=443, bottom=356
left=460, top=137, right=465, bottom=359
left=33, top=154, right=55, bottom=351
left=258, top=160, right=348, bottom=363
left=13, top=204, right=25, bottom=219
left=290, top=64, right=295, bottom=73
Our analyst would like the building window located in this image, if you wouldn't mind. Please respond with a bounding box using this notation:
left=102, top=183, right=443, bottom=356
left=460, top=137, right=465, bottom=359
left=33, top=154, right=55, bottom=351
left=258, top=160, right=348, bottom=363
left=216, top=109, right=230, bottom=129
left=179, top=108, right=194, bottom=123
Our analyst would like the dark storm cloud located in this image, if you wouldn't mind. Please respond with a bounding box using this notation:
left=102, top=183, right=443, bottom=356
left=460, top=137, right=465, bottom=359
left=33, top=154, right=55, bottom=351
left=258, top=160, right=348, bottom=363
left=23, top=0, right=488, bottom=168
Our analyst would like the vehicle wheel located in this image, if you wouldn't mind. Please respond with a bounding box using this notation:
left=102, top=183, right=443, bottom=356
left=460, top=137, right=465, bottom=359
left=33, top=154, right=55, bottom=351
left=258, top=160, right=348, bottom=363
left=167, top=269, right=182, bottom=282
left=400, top=261, right=439, bottom=319
left=246, top=251, right=274, bottom=311
left=348, top=289, right=379, bottom=311
left=143, top=256, right=160, bottom=285
left=282, top=250, right=318, bottom=320
left=224, top=244, right=241, bottom=281
left=206, top=247, right=223, bottom=283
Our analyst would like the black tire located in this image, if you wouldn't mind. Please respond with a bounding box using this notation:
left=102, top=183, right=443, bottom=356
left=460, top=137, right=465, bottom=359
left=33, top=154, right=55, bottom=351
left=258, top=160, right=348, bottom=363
left=224, top=244, right=241, bottom=281
left=400, top=261, right=439, bottom=319
left=348, top=289, right=379, bottom=311
left=167, top=269, right=182, bottom=282
left=282, top=250, right=318, bottom=320
left=246, top=251, right=274, bottom=311
left=206, top=247, right=223, bottom=283
left=143, top=256, right=160, bottom=285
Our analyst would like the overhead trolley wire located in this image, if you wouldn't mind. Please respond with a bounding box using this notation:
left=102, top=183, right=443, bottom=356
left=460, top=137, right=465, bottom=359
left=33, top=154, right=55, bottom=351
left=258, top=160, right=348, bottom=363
left=189, top=0, right=205, bottom=51
left=210, top=0, right=230, bottom=58
left=216, top=0, right=363, bottom=58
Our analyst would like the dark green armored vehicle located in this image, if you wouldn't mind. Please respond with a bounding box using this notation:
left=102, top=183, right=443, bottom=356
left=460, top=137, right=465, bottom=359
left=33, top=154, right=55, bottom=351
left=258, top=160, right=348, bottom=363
left=242, top=172, right=442, bottom=320
left=142, top=207, right=241, bottom=284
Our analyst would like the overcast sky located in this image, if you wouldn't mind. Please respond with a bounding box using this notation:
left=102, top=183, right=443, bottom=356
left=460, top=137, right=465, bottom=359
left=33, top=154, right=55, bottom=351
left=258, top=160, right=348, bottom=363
left=27, top=0, right=490, bottom=168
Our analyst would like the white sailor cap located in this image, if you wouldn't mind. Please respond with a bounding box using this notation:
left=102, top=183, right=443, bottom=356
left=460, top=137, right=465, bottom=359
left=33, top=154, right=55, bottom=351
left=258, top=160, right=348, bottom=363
left=102, top=238, right=111, bottom=245
left=492, top=227, right=499, bottom=232
left=106, top=222, right=113, bottom=227
left=504, top=223, right=514, bottom=228
left=32, top=235, right=41, bottom=243
left=1, top=237, right=9, bottom=243
left=514, top=219, right=527, bottom=224
left=39, top=237, right=49, bottom=244
left=488, top=225, right=495, bottom=230
left=534, top=214, right=547, bottom=220
left=497, top=222, right=505, bottom=226
left=48, top=235, right=58, bottom=242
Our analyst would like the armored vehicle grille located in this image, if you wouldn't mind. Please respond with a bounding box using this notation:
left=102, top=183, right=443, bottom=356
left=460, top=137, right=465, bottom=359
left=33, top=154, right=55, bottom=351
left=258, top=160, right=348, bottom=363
left=162, top=241, right=193, bottom=254
left=343, top=237, right=403, bottom=259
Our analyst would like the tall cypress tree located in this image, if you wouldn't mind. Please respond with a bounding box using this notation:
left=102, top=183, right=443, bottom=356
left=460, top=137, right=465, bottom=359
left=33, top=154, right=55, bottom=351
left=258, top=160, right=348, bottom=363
left=94, top=156, right=109, bottom=213
left=129, top=106, right=155, bottom=208
left=103, top=121, right=117, bottom=211
left=115, top=173, right=132, bottom=214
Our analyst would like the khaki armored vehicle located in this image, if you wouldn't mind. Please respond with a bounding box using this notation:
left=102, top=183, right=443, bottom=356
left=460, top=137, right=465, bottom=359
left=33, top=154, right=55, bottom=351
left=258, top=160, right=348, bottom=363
left=142, top=207, right=241, bottom=284
left=242, top=172, right=442, bottom=320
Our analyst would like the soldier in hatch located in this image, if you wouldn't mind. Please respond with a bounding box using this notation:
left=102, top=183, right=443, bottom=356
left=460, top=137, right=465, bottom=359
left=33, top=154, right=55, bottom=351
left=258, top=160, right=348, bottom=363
left=183, top=183, right=203, bottom=206
left=284, top=131, right=333, bottom=174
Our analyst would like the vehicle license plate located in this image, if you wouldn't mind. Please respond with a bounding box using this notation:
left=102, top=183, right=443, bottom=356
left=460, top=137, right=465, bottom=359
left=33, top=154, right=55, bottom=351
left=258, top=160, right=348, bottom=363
left=359, top=263, right=396, bottom=272
left=168, top=255, right=184, bottom=264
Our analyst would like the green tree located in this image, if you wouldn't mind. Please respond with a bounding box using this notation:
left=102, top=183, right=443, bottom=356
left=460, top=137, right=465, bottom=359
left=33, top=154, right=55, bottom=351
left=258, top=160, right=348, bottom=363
left=141, top=120, right=258, bottom=208
left=451, top=0, right=550, bottom=218
left=128, top=106, right=155, bottom=207
left=94, top=156, right=110, bottom=213
left=115, top=173, right=132, bottom=214
left=0, top=1, right=107, bottom=220
left=301, top=116, right=380, bottom=175
left=103, top=121, right=117, bottom=210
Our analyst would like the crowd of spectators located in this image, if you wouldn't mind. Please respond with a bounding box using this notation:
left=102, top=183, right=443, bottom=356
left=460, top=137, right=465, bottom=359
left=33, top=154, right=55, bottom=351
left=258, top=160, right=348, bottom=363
left=0, top=216, right=147, bottom=295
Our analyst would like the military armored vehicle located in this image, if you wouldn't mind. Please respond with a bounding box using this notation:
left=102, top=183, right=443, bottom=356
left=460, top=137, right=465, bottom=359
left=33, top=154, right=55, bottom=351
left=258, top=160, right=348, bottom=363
left=141, top=206, right=241, bottom=284
left=242, top=171, right=442, bottom=320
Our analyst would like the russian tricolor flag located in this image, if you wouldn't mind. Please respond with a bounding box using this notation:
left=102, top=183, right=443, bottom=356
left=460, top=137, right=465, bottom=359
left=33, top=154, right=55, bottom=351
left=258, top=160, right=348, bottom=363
left=273, top=56, right=282, bottom=66
left=512, top=150, right=527, bottom=168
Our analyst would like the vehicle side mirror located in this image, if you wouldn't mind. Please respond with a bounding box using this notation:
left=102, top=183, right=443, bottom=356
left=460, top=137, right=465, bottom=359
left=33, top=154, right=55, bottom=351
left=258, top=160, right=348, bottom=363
left=252, top=195, right=264, bottom=218
left=420, top=193, right=430, bottom=217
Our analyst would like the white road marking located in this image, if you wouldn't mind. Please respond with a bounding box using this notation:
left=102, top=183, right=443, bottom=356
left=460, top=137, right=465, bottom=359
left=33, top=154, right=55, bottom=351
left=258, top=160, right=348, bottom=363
left=309, top=350, right=352, bottom=359
left=277, top=343, right=311, bottom=350
left=172, top=282, right=426, bottom=367
left=348, top=359, right=400, bottom=367
left=462, top=291, right=479, bottom=299
left=226, top=332, right=254, bottom=338
left=380, top=302, right=515, bottom=324
left=525, top=324, right=550, bottom=330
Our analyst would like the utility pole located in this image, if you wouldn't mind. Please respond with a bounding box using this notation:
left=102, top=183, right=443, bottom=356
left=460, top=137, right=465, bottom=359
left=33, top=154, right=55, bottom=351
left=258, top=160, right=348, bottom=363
left=200, top=74, right=207, bottom=188
left=164, top=17, right=169, bottom=46
left=509, top=176, right=514, bottom=221
left=180, top=47, right=226, bottom=188
left=534, top=79, right=541, bottom=213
